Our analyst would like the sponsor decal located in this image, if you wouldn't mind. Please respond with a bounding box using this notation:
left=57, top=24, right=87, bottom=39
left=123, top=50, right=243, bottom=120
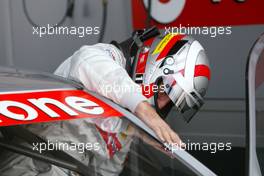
left=142, top=0, right=186, bottom=24
left=132, top=0, right=264, bottom=29
left=96, top=126, right=123, bottom=157
left=0, top=90, right=122, bottom=127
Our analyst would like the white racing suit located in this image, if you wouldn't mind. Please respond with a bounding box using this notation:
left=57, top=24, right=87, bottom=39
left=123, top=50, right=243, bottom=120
left=0, top=44, right=147, bottom=176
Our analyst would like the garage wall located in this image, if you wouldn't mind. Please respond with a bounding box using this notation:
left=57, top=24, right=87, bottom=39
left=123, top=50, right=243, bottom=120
left=0, top=0, right=264, bottom=147
left=1, top=0, right=132, bottom=72
left=0, top=0, right=14, bottom=66
left=0, top=1, right=5, bottom=66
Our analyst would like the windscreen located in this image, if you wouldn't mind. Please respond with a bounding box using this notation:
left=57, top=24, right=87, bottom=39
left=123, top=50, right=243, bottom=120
left=120, top=123, right=200, bottom=176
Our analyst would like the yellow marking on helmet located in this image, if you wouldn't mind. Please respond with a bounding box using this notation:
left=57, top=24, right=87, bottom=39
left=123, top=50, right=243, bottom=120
left=152, top=33, right=176, bottom=55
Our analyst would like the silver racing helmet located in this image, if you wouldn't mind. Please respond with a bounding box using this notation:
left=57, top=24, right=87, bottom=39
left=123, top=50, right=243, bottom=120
left=112, top=27, right=211, bottom=122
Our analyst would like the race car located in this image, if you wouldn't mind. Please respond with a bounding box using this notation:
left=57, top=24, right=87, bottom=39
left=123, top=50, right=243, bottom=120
left=0, top=32, right=263, bottom=176
left=0, top=66, right=216, bottom=176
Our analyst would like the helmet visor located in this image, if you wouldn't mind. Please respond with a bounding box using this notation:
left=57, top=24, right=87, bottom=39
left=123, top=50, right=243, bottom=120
left=157, top=85, right=204, bottom=122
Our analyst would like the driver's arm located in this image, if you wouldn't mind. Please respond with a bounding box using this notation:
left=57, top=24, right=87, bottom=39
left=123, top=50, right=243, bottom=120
left=58, top=43, right=182, bottom=145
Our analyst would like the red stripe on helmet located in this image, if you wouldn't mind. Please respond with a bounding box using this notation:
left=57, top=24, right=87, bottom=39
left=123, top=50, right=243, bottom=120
left=194, top=65, right=211, bottom=80
left=178, top=65, right=210, bottom=80
left=172, top=64, right=211, bottom=87
left=156, top=34, right=185, bottom=61
left=135, top=38, right=155, bottom=74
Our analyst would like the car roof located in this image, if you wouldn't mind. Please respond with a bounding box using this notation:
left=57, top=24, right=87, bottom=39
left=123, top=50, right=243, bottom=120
left=0, top=67, right=82, bottom=93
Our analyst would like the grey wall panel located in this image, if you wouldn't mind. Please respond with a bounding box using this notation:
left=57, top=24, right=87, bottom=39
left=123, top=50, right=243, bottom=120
left=168, top=99, right=246, bottom=147
left=8, top=0, right=131, bottom=72
left=193, top=26, right=264, bottom=98
left=0, top=0, right=5, bottom=66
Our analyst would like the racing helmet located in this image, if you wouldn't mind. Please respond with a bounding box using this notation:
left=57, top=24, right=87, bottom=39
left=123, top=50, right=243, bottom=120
left=112, top=27, right=211, bottom=122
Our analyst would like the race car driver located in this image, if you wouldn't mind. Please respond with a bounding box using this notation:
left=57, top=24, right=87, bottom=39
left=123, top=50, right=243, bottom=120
left=0, top=28, right=210, bottom=176
left=53, top=28, right=209, bottom=175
